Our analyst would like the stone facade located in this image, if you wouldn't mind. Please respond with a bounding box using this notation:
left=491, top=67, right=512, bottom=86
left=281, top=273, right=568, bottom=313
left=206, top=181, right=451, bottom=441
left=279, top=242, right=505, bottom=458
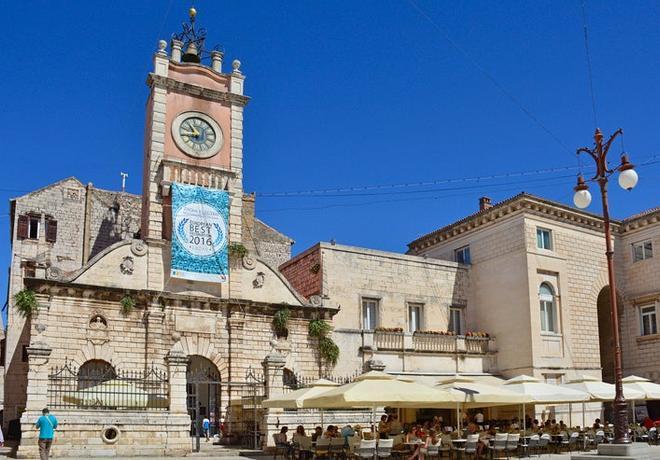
left=4, top=23, right=328, bottom=457
left=617, top=209, right=660, bottom=381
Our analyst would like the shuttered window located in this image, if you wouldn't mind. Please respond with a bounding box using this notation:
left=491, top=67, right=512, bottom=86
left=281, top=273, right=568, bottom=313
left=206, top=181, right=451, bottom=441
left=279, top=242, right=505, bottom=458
left=17, top=215, right=29, bottom=239
left=45, top=219, right=57, bottom=242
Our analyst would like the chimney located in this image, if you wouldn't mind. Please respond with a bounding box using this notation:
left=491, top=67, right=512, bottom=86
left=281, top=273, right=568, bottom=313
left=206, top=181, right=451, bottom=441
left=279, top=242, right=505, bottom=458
left=479, top=196, right=493, bottom=211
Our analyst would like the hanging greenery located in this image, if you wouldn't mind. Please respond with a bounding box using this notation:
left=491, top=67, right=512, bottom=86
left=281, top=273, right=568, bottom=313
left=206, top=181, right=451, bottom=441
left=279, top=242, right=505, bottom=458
left=14, top=289, right=39, bottom=318
left=308, top=318, right=339, bottom=365
left=120, top=295, right=136, bottom=316
left=228, top=242, right=248, bottom=259
left=308, top=319, right=332, bottom=338
left=272, top=306, right=291, bottom=336
left=318, top=336, right=340, bottom=365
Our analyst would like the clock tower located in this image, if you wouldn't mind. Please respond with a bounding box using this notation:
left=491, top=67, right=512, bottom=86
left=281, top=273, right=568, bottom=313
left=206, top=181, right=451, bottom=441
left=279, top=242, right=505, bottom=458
left=141, top=9, right=248, bottom=293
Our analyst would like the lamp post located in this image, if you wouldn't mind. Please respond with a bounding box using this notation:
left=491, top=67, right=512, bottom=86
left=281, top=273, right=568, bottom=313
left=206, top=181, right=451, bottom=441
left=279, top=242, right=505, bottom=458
left=573, top=128, right=639, bottom=444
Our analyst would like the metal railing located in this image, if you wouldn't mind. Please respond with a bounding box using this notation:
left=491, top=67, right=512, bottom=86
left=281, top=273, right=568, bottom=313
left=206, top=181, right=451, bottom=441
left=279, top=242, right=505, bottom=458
left=48, top=360, right=169, bottom=411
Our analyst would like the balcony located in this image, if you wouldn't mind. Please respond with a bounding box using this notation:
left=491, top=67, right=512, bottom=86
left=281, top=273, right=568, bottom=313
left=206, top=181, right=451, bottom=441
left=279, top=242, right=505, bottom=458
left=368, top=330, right=494, bottom=355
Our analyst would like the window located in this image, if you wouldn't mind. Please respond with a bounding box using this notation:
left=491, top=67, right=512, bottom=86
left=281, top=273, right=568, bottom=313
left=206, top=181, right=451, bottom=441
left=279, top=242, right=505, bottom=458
left=448, top=307, right=463, bottom=335
left=539, top=283, right=558, bottom=333
left=633, top=241, right=653, bottom=262
left=362, top=298, right=379, bottom=330
left=536, top=228, right=552, bottom=250
left=408, top=303, right=423, bottom=332
left=454, top=246, right=471, bottom=264
left=283, top=368, right=298, bottom=389
left=640, top=305, right=658, bottom=336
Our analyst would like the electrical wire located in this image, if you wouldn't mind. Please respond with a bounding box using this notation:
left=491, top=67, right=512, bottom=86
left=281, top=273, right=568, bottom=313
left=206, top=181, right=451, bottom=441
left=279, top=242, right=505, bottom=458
left=406, top=0, right=572, bottom=154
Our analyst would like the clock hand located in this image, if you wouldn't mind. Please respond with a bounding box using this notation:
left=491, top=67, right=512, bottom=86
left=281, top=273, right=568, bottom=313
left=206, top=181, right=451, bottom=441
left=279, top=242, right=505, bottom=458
left=181, top=130, right=197, bottom=137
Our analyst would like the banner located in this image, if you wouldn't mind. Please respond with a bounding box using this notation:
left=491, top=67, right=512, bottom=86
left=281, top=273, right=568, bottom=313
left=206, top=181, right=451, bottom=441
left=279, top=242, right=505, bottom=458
left=170, top=183, right=229, bottom=282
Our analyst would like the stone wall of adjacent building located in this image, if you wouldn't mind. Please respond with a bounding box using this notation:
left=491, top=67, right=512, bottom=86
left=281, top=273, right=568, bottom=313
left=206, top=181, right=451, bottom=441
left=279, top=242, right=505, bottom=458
left=283, top=243, right=471, bottom=376
left=241, top=194, right=293, bottom=270
left=279, top=245, right=322, bottom=300
left=6, top=177, right=87, bottom=425
left=414, top=206, right=608, bottom=384
left=87, top=188, right=141, bottom=260
left=617, top=214, right=660, bottom=381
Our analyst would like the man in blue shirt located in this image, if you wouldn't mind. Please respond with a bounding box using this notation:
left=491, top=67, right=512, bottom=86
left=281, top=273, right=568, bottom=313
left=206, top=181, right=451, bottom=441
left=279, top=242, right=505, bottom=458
left=35, top=408, right=58, bottom=460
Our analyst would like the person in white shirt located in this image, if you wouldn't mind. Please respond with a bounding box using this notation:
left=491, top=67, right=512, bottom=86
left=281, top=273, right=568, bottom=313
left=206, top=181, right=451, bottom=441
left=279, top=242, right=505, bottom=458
left=474, top=411, right=484, bottom=425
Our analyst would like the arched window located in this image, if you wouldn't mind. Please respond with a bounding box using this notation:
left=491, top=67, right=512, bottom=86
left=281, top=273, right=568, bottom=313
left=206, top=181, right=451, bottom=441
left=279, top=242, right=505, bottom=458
left=539, top=283, right=557, bottom=333
left=78, top=359, right=116, bottom=390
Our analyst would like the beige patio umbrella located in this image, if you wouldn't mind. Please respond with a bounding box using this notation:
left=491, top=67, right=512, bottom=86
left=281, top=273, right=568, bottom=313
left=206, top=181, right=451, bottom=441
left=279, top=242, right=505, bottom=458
left=436, top=375, right=531, bottom=436
left=504, top=375, right=589, bottom=434
left=303, top=371, right=459, bottom=409
left=262, top=378, right=339, bottom=409
left=563, top=374, right=645, bottom=428
left=262, top=378, right=340, bottom=426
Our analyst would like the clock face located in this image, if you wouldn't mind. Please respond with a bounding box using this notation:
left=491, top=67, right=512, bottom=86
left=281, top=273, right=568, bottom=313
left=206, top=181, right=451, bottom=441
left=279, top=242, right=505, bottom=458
left=179, top=117, right=216, bottom=152
left=172, top=112, right=224, bottom=159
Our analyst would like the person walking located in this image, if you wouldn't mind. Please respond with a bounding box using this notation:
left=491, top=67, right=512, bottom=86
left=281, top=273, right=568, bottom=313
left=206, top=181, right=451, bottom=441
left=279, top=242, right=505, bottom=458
left=35, top=408, right=58, bottom=460
left=202, top=417, right=211, bottom=442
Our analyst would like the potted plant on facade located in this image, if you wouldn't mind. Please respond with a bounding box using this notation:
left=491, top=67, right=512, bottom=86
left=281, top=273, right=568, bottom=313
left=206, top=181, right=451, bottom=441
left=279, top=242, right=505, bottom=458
left=14, top=289, right=39, bottom=317
left=273, top=306, right=290, bottom=338
left=308, top=318, right=339, bottom=366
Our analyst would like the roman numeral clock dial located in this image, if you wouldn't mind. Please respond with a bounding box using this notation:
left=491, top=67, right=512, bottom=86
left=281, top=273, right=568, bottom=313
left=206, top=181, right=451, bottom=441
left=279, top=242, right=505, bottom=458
left=172, top=111, right=224, bottom=159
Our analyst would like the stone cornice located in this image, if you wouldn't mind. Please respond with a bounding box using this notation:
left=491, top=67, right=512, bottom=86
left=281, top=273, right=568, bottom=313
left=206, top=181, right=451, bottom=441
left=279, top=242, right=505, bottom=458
left=147, top=73, right=250, bottom=106
left=408, top=193, right=622, bottom=253
left=23, top=278, right=338, bottom=314
left=620, top=208, right=660, bottom=234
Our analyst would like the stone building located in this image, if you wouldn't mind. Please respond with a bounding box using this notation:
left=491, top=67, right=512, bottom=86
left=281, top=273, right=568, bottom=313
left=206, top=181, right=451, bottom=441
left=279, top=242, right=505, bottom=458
left=4, top=14, right=337, bottom=457
left=4, top=8, right=659, bottom=457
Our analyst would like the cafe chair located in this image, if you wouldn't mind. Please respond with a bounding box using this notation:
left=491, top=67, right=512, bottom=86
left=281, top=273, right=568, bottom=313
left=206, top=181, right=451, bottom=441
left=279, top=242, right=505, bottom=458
left=487, top=433, right=507, bottom=459
left=314, top=437, right=332, bottom=459
left=377, top=438, right=393, bottom=459
left=505, top=433, right=519, bottom=457
left=354, top=439, right=376, bottom=460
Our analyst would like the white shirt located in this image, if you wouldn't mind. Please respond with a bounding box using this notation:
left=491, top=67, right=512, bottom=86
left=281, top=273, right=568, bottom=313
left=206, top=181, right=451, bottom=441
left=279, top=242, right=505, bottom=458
left=475, top=413, right=484, bottom=423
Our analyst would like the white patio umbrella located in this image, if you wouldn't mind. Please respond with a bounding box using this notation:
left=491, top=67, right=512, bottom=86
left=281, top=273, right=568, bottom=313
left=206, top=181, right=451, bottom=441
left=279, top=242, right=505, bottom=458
left=623, top=375, right=660, bottom=423
left=436, top=375, right=531, bottom=436
left=503, top=375, right=589, bottom=434
left=623, top=375, right=660, bottom=400
left=563, top=375, right=645, bottom=428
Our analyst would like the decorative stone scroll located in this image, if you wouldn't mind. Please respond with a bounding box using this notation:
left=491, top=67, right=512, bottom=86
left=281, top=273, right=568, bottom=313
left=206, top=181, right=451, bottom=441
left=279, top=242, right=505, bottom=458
left=130, top=240, right=148, bottom=257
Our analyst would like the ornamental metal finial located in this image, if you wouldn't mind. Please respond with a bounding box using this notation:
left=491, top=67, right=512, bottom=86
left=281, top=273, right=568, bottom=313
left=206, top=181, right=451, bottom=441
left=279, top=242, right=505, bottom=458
left=172, top=6, right=207, bottom=64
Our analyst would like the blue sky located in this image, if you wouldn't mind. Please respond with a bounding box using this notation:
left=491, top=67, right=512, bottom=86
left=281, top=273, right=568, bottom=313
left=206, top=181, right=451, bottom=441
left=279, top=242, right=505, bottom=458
left=1, top=1, right=659, bottom=318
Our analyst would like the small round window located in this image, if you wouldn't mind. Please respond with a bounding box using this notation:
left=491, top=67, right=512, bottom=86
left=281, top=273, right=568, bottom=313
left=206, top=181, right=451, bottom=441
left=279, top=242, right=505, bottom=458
left=101, top=425, right=120, bottom=444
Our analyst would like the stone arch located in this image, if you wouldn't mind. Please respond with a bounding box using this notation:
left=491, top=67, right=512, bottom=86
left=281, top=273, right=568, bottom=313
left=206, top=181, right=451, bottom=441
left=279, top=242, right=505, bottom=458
left=73, top=342, right=119, bottom=368
left=169, top=335, right=228, bottom=381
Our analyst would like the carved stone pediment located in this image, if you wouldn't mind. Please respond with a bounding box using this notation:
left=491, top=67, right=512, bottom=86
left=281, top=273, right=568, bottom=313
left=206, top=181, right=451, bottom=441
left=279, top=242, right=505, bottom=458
left=87, top=314, right=109, bottom=345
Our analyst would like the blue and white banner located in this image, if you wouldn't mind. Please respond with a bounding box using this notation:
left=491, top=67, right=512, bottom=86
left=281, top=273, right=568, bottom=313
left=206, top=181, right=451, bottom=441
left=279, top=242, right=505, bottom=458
left=170, top=183, right=229, bottom=282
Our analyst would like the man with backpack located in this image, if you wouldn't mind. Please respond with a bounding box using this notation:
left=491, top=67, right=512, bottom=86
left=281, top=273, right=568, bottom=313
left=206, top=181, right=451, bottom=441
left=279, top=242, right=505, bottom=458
left=35, top=408, right=58, bottom=460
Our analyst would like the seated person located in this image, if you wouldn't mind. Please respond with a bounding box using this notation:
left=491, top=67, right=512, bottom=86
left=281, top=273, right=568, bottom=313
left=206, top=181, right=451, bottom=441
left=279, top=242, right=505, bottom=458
left=311, top=426, right=323, bottom=442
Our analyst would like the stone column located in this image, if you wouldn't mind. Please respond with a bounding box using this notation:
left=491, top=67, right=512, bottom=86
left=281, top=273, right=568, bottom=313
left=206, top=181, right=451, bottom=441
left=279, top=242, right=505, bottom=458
left=166, top=351, right=189, bottom=415
left=164, top=351, right=193, bottom=456
left=262, top=352, right=286, bottom=447
left=17, top=342, right=52, bottom=459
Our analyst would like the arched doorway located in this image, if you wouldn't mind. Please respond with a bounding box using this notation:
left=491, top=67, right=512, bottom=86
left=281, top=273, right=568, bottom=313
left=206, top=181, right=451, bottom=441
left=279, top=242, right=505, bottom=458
left=186, top=356, right=221, bottom=442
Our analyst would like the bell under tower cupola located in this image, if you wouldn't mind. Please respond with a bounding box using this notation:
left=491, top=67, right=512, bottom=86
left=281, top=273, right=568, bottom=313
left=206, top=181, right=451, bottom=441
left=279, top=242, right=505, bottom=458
left=141, top=7, right=248, bottom=249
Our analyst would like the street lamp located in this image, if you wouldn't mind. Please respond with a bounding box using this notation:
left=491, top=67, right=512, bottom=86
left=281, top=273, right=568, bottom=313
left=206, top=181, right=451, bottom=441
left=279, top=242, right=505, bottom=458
left=573, top=128, right=638, bottom=444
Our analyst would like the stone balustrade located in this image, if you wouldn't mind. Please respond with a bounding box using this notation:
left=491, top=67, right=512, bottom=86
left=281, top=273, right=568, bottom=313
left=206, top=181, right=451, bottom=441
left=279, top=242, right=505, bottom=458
left=161, top=158, right=235, bottom=192
left=371, top=331, right=493, bottom=355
